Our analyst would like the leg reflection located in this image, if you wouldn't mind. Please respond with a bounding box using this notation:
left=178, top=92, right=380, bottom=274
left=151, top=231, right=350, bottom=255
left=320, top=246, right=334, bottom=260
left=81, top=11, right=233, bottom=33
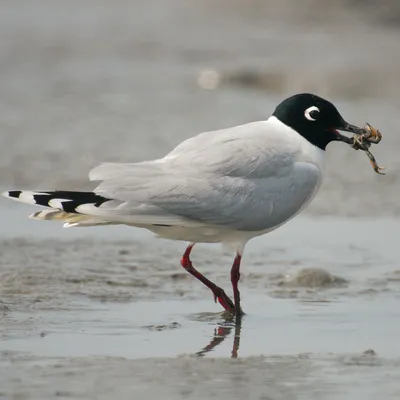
left=231, top=319, right=242, bottom=358
left=196, top=316, right=242, bottom=358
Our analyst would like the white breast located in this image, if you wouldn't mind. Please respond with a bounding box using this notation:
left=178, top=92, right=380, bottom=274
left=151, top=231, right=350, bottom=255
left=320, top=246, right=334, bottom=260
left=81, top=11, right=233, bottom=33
left=250, top=116, right=325, bottom=231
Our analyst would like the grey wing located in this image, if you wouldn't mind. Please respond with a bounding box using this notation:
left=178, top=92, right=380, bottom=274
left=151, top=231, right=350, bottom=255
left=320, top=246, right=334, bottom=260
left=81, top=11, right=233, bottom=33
left=86, top=160, right=320, bottom=231
left=140, top=163, right=320, bottom=231
left=87, top=161, right=248, bottom=227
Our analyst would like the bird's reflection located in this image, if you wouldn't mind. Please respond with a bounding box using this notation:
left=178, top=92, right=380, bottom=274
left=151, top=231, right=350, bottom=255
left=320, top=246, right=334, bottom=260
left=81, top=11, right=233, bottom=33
left=196, top=316, right=242, bottom=358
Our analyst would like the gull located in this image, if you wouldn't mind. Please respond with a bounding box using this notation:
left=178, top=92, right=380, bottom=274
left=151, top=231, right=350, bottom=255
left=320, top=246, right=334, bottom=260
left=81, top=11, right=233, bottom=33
left=2, top=93, right=366, bottom=318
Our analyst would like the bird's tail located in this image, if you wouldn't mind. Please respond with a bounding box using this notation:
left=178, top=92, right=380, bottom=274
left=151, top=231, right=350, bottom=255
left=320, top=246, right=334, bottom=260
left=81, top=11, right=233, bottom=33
left=2, top=190, right=113, bottom=228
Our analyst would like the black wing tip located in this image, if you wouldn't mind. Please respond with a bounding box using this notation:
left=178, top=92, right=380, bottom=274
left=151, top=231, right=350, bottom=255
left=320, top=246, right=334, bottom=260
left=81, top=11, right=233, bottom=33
left=4, top=190, right=22, bottom=199
left=2, top=190, right=110, bottom=213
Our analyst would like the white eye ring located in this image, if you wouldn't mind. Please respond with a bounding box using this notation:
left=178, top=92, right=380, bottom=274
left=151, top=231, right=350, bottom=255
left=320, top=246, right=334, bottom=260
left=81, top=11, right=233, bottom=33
left=304, top=106, right=320, bottom=121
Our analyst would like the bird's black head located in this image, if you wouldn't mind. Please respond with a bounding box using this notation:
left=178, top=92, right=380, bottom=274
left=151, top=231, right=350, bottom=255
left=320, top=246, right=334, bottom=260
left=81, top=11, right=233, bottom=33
left=273, top=93, right=364, bottom=150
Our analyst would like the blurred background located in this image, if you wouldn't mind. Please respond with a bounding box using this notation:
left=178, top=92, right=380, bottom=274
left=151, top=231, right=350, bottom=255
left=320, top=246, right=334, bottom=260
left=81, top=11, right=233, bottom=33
left=0, top=0, right=399, bottom=216
left=2, top=2, right=400, bottom=399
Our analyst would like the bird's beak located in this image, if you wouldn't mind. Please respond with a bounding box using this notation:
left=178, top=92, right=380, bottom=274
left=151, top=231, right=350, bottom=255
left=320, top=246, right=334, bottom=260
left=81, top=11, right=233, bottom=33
left=330, top=121, right=365, bottom=145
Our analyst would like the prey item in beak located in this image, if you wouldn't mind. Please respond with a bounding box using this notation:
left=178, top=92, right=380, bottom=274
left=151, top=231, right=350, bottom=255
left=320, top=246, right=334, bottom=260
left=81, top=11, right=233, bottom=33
left=331, top=120, right=385, bottom=174
left=350, top=123, right=385, bottom=175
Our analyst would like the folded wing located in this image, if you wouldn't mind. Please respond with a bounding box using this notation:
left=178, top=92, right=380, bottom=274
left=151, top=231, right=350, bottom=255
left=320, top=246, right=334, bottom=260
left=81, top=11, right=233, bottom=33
left=86, top=121, right=317, bottom=231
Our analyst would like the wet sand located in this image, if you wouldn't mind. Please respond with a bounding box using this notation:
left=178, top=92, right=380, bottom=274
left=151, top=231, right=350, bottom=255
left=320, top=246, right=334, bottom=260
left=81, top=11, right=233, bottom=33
left=1, top=207, right=400, bottom=399
left=1, top=0, right=400, bottom=399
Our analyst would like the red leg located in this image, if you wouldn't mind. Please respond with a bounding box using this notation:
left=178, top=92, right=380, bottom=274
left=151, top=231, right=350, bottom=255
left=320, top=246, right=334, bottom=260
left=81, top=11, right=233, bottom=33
left=230, top=253, right=243, bottom=317
left=180, top=244, right=235, bottom=314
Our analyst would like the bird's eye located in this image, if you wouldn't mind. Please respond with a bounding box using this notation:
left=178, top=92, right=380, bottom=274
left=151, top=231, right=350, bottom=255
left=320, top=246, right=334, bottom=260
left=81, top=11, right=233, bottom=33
left=304, top=106, right=320, bottom=121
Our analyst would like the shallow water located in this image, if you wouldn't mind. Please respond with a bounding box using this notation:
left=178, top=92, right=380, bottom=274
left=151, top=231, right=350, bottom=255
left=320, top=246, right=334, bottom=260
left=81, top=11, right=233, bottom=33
left=1, top=204, right=400, bottom=399
left=2, top=296, right=400, bottom=359
left=1, top=0, right=400, bottom=399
